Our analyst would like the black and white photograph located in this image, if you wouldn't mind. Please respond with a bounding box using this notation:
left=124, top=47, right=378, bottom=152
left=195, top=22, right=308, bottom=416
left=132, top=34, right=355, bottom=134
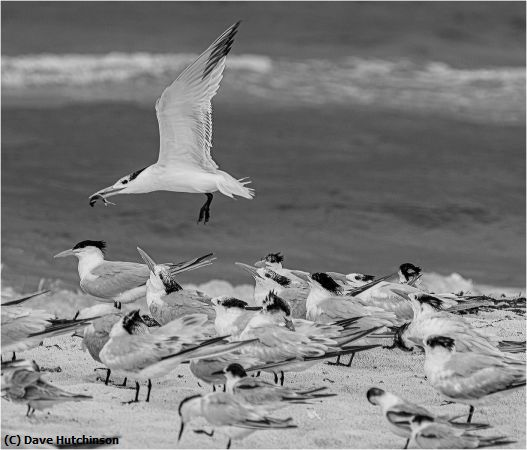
left=1, top=1, right=525, bottom=448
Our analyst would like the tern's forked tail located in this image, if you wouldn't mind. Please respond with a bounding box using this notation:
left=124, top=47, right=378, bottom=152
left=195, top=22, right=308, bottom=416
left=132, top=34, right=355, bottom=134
left=216, top=171, right=254, bottom=199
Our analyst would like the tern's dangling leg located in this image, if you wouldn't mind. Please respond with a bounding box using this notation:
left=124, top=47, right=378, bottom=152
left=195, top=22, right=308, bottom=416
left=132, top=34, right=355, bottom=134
left=403, top=438, right=409, bottom=449
left=467, top=405, right=475, bottom=423
left=279, top=371, right=285, bottom=386
left=146, top=379, right=152, bottom=402
left=226, top=438, right=231, bottom=449
left=198, top=193, right=214, bottom=224
left=121, top=377, right=127, bottom=387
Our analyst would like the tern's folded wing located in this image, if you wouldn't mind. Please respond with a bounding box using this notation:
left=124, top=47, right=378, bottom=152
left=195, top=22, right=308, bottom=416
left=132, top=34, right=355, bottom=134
left=155, top=22, right=240, bottom=171
left=85, top=261, right=149, bottom=298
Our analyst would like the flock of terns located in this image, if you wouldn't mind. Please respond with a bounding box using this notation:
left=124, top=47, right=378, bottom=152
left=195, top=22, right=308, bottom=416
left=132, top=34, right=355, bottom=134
left=2, top=20, right=526, bottom=450
left=2, top=243, right=525, bottom=449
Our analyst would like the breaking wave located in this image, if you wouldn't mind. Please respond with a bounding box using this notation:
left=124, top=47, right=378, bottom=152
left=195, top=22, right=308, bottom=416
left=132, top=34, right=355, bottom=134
left=2, top=53, right=525, bottom=123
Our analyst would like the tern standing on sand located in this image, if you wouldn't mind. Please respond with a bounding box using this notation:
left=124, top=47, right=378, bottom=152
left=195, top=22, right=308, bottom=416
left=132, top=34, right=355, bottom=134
left=89, top=21, right=254, bottom=223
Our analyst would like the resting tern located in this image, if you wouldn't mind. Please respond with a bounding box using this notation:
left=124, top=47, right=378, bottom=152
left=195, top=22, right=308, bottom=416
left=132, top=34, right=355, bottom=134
left=178, top=392, right=296, bottom=449
left=54, top=240, right=209, bottom=308
left=366, top=387, right=490, bottom=449
left=219, top=363, right=336, bottom=410
left=305, top=272, right=398, bottom=325
left=137, top=247, right=216, bottom=325
left=1, top=359, right=92, bottom=416
left=1, top=302, right=96, bottom=360
left=422, top=335, right=526, bottom=423
left=253, top=252, right=309, bottom=283
left=237, top=292, right=382, bottom=383
left=235, top=261, right=309, bottom=316
left=409, top=414, right=514, bottom=449
left=88, top=22, right=253, bottom=223
left=211, top=296, right=262, bottom=338
left=76, top=304, right=148, bottom=386
left=99, top=310, right=248, bottom=402
left=392, top=290, right=523, bottom=354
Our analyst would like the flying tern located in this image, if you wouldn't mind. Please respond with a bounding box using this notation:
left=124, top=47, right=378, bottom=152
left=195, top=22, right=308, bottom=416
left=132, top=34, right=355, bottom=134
left=178, top=392, right=296, bottom=449
left=137, top=246, right=216, bottom=325
left=366, top=387, right=490, bottom=449
left=99, top=310, right=248, bottom=402
left=422, top=335, right=526, bottom=423
left=1, top=359, right=92, bottom=416
left=409, top=414, right=514, bottom=449
left=54, top=240, right=210, bottom=308
left=88, top=22, right=253, bottom=223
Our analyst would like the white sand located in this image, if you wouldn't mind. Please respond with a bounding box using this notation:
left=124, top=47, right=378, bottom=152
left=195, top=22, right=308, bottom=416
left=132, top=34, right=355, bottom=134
left=1, top=308, right=525, bottom=449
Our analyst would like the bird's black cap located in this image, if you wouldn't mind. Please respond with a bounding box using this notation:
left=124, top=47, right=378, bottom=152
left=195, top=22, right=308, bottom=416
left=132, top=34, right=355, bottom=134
left=425, top=335, right=455, bottom=351
left=366, top=387, right=385, bottom=404
left=225, top=363, right=248, bottom=378
left=221, top=298, right=249, bottom=309
left=312, top=272, right=342, bottom=294
left=399, top=263, right=422, bottom=280
left=263, top=291, right=291, bottom=316
left=72, top=240, right=106, bottom=252
left=264, top=252, right=284, bottom=264
left=122, top=309, right=145, bottom=334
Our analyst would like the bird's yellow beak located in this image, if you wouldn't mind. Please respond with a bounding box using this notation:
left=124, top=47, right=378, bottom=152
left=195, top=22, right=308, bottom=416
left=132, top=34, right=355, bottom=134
left=89, top=186, right=124, bottom=207
left=235, top=262, right=260, bottom=278
left=137, top=247, right=157, bottom=273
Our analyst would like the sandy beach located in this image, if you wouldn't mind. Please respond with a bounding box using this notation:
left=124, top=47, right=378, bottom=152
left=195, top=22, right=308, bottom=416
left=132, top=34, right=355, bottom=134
left=1, top=301, right=525, bottom=449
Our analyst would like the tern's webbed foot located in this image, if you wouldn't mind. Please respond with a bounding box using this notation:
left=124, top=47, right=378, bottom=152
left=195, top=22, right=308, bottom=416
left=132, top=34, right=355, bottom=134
left=197, top=193, right=213, bottom=224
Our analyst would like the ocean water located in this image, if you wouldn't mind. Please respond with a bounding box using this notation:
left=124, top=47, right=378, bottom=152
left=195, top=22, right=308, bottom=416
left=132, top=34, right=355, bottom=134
left=2, top=3, right=525, bottom=295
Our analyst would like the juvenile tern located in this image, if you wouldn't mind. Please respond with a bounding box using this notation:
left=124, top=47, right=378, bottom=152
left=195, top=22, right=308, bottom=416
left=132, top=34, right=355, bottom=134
left=178, top=392, right=296, bottom=448
left=366, top=387, right=490, bottom=449
left=54, top=240, right=209, bottom=308
left=1, top=359, right=92, bottom=416
left=88, top=22, right=254, bottom=223
left=422, top=335, right=526, bottom=423
left=137, top=247, right=216, bottom=325
left=409, top=414, right=514, bottom=449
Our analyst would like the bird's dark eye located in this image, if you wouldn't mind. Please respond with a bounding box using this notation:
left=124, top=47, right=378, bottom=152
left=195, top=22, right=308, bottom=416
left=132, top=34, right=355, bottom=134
left=122, top=179, right=128, bottom=184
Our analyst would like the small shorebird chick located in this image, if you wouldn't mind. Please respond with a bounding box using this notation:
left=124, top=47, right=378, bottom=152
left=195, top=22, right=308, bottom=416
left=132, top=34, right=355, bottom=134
left=1, top=359, right=92, bottom=416
left=366, top=387, right=490, bottom=449
left=409, top=414, right=514, bottom=449
left=422, top=335, right=526, bottom=423
left=178, top=392, right=296, bottom=449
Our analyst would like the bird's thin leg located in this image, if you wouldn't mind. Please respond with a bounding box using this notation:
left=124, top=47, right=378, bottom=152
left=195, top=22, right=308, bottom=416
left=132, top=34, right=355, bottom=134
left=26, top=404, right=31, bottom=417
left=198, top=193, right=214, bottom=224
left=256, top=371, right=261, bottom=377
left=403, top=438, right=410, bottom=449
left=326, top=355, right=345, bottom=366
left=121, top=377, right=128, bottom=387
left=213, top=385, right=216, bottom=392
left=345, top=353, right=355, bottom=367
left=467, top=405, right=475, bottom=423
left=273, top=373, right=278, bottom=384
left=146, top=379, right=152, bottom=402
left=226, top=438, right=231, bottom=449
left=280, top=371, right=285, bottom=386
left=223, top=384, right=226, bottom=392
left=104, top=369, right=111, bottom=386
left=12, top=352, right=16, bottom=361
left=123, top=381, right=140, bottom=404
